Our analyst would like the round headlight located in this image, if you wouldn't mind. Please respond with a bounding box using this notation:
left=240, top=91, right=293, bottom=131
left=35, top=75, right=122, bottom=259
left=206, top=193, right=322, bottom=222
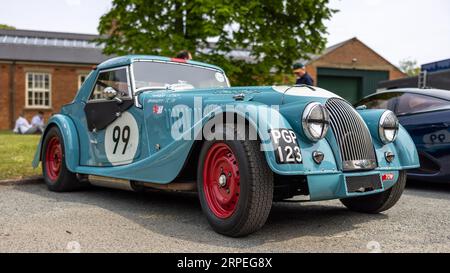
left=379, top=110, right=399, bottom=144
left=302, top=102, right=330, bottom=142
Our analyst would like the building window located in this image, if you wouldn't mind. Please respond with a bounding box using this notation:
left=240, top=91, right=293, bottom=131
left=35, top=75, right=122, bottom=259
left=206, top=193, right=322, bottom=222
left=26, top=72, right=51, bottom=108
left=79, top=74, right=103, bottom=100
left=79, top=74, right=88, bottom=88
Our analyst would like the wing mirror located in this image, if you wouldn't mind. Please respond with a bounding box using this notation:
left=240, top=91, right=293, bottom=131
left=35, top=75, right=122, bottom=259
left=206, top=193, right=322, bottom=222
left=103, top=87, right=122, bottom=104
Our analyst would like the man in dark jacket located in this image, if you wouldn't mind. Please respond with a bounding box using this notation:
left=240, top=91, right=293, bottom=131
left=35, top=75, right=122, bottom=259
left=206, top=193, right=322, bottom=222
left=293, top=63, right=314, bottom=86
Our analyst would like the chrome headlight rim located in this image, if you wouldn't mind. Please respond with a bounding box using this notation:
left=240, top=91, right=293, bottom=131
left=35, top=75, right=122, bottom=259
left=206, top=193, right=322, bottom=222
left=302, top=102, right=330, bottom=142
left=378, top=110, right=399, bottom=144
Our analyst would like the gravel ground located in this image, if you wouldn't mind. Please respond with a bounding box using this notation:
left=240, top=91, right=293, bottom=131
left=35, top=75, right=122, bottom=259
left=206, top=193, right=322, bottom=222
left=0, top=180, right=449, bottom=253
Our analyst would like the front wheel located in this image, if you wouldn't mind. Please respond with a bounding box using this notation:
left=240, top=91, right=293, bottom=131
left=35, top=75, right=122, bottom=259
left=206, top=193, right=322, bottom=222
left=197, top=136, right=273, bottom=237
left=340, top=171, right=407, bottom=214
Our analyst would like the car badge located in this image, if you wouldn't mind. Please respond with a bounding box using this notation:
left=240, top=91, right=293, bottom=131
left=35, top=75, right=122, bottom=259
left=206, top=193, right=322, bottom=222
left=355, top=160, right=370, bottom=168
left=153, top=105, right=164, bottom=114
left=382, top=173, right=395, bottom=181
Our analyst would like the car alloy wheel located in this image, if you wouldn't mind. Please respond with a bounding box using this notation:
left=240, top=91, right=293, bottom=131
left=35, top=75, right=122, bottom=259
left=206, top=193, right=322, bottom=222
left=203, top=143, right=241, bottom=219
left=45, top=136, right=62, bottom=182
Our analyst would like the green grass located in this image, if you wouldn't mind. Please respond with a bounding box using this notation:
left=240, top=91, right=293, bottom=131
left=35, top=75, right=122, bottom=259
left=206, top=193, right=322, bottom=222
left=0, top=131, right=42, bottom=180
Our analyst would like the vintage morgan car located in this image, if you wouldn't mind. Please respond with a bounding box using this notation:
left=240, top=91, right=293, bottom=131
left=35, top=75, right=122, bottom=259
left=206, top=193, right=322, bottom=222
left=33, top=55, right=419, bottom=237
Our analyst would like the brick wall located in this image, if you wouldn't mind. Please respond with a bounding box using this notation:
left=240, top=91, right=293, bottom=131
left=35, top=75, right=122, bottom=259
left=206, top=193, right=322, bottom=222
left=0, top=62, right=92, bottom=130
left=0, top=64, right=11, bottom=129
left=306, top=38, right=406, bottom=84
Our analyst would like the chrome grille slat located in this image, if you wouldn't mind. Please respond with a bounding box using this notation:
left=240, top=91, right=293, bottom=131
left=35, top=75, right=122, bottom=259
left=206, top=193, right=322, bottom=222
left=342, top=103, right=358, bottom=159
left=326, top=98, right=377, bottom=171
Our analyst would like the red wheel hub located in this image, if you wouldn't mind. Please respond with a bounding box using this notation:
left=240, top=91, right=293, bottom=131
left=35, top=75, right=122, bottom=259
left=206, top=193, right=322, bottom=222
left=203, top=143, right=241, bottom=219
left=45, top=136, right=62, bottom=182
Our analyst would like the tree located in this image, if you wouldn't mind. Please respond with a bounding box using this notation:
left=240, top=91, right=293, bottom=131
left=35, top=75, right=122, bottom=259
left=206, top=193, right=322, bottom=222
left=399, top=58, right=421, bottom=77
left=0, top=24, right=16, bottom=30
left=98, top=0, right=336, bottom=86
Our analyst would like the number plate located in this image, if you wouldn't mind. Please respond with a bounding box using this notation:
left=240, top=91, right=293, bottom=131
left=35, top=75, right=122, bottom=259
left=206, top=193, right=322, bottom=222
left=269, top=129, right=302, bottom=164
left=346, top=174, right=382, bottom=193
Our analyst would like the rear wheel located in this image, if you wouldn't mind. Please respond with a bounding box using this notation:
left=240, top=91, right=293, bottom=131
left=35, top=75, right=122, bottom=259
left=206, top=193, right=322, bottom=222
left=197, top=127, right=273, bottom=237
left=340, top=171, right=407, bottom=214
left=42, top=126, right=83, bottom=192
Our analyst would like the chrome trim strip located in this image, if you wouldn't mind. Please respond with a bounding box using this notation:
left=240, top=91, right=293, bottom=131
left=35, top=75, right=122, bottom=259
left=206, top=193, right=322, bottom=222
left=343, top=160, right=378, bottom=171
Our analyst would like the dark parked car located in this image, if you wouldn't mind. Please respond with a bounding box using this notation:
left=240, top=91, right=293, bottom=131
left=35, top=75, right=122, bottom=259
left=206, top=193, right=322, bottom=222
left=356, top=88, right=450, bottom=183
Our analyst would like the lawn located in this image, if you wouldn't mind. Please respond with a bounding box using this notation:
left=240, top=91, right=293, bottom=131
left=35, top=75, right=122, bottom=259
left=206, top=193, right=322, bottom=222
left=0, top=131, right=42, bottom=180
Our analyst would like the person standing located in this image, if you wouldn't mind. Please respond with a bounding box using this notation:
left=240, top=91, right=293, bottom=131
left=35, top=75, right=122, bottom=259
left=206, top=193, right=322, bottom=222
left=292, top=63, right=314, bottom=86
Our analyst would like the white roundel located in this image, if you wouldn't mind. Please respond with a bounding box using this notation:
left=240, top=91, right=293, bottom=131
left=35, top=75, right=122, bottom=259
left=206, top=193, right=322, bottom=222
left=105, top=112, right=139, bottom=166
left=215, top=72, right=225, bottom=83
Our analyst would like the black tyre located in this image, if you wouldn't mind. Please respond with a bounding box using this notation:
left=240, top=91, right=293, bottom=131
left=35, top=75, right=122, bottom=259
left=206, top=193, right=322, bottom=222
left=340, top=170, right=407, bottom=214
left=42, top=126, right=83, bottom=192
left=197, top=125, right=273, bottom=237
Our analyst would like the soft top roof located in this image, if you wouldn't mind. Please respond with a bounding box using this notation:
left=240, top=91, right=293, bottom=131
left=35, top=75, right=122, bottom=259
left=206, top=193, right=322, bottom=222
left=96, top=55, right=224, bottom=72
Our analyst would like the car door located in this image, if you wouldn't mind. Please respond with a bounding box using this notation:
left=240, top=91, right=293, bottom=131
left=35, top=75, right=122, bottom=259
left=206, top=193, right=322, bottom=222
left=83, top=66, right=143, bottom=166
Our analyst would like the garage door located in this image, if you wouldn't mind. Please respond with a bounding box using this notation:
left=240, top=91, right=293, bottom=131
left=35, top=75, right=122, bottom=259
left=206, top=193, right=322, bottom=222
left=317, top=76, right=361, bottom=104
left=316, top=68, right=390, bottom=104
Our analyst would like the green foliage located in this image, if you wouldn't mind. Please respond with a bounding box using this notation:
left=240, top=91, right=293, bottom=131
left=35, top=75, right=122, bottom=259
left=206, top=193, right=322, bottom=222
left=0, top=24, right=16, bottom=30
left=399, top=58, right=421, bottom=77
left=98, top=0, right=336, bottom=86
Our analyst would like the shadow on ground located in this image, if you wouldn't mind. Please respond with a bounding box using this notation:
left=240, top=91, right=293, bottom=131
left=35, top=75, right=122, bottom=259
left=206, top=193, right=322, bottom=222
left=15, top=182, right=389, bottom=249
left=405, top=179, right=450, bottom=200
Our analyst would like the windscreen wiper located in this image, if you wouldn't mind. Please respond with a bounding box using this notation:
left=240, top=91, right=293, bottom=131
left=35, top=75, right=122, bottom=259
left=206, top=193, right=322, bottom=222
left=294, top=84, right=316, bottom=91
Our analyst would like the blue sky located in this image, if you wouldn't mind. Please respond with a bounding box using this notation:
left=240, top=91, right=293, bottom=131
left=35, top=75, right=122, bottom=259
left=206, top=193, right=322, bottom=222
left=0, top=0, right=449, bottom=66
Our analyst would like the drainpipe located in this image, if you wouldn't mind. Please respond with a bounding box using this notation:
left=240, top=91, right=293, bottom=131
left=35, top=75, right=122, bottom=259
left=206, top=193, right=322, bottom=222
left=9, top=61, right=16, bottom=129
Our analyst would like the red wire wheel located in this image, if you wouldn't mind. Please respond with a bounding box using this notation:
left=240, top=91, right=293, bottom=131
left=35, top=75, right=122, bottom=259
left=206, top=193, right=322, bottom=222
left=45, top=136, right=63, bottom=182
left=203, top=143, right=241, bottom=219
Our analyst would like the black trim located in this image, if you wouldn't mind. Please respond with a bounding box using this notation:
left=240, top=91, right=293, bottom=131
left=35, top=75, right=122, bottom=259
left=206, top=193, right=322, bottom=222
left=84, top=99, right=134, bottom=131
left=346, top=174, right=382, bottom=193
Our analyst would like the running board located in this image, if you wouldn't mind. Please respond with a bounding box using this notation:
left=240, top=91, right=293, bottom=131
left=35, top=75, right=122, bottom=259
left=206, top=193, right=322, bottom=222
left=87, top=175, right=196, bottom=192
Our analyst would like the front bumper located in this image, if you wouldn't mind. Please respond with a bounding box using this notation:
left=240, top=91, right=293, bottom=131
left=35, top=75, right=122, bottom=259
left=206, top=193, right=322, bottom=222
left=306, top=170, right=400, bottom=201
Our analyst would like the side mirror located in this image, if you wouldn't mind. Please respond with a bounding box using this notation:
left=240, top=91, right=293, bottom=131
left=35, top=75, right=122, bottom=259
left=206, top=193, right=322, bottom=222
left=103, top=87, right=118, bottom=100
left=356, top=105, right=367, bottom=110
left=103, top=87, right=123, bottom=104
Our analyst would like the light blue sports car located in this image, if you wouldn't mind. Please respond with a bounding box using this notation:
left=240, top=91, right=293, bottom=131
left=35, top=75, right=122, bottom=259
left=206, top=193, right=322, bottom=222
left=33, top=55, right=419, bottom=237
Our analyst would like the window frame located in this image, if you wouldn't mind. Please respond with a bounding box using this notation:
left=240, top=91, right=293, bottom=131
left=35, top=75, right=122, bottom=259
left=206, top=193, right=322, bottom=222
left=87, top=66, right=133, bottom=103
left=78, top=74, right=88, bottom=90
left=25, top=72, right=52, bottom=109
left=130, top=59, right=230, bottom=95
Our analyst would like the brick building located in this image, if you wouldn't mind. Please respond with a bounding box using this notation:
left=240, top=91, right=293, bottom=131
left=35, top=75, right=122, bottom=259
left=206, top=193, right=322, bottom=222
left=305, top=37, right=406, bottom=103
left=0, top=29, right=109, bottom=130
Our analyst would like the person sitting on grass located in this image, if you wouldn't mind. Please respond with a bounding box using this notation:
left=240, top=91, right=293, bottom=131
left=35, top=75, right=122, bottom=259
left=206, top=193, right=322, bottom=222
left=13, top=112, right=43, bottom=135
left=31, top=111, right=45, bottom=133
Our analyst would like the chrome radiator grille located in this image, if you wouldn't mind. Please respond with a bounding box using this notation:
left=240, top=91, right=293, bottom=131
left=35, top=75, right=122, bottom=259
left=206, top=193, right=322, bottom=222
left=325, top=98, right=377, bottom=171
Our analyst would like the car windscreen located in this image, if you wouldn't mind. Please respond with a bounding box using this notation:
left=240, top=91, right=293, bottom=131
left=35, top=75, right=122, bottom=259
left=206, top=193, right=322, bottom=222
left=356, top=92, right=401, bottom=111
left=132, top=61, right=229, bottom=92
left=396, top=93, right=450, bottom=115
